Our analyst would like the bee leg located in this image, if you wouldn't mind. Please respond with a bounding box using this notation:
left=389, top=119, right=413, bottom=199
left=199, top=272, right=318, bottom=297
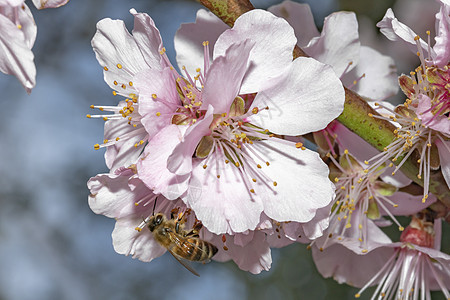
left=170, top=207, right=180, bottom=220
left=184, top=219, right=203, bottom=238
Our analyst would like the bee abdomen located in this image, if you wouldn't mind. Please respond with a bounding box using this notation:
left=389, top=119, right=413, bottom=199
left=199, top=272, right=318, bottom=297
left=176, top=239, right=218, bottom=261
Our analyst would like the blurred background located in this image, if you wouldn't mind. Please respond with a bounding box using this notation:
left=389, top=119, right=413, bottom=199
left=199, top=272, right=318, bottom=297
left=0, top=0, right=446, bottom=299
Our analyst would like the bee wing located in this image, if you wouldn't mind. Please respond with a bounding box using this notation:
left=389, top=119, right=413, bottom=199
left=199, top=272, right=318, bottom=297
left=167, top=249, right=200, bottom=277
left=168, top=230, right=211, bottom=259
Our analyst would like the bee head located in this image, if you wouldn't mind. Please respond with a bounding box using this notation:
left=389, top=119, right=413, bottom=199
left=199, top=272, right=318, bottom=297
left=148, top=213, right=164, bottom=232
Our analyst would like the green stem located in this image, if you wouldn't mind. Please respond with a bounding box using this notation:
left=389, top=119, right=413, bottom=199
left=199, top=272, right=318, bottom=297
left=198, top=0, right=450, bottom=208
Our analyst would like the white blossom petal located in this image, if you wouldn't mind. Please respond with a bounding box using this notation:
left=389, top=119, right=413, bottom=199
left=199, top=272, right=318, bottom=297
left=174, top=9, right=228, bottom=76
left=214, top=9, right=297, bottom=94
left=247, top=57, right=344, bottom=136
left=268, top=0, right=319, bottom=47
left=304, top=11, right=360, bottom=77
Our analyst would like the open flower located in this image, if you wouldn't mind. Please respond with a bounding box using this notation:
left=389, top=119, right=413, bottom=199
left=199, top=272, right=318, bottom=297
left=312, top=215, right=450, bottom=299
left=134, top=9, right=345, bottom=235
left=87, top=167, right=272, bottom=274
left=89, top=9, right=167, bottom=170
left=365, top=0, right=450, bottom=200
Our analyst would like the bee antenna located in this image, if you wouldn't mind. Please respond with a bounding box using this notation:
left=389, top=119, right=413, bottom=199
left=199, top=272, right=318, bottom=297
left=152, top=197, right=158, bottom=216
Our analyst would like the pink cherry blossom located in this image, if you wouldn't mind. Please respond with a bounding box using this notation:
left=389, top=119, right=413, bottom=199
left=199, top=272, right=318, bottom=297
left=313, top=216, right=450, bottom=299
left=134, top=9, right=345, bottom=236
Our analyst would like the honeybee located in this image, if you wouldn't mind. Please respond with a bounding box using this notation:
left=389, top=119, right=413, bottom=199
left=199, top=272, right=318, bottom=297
left=147, top=210, right=218, bottom=276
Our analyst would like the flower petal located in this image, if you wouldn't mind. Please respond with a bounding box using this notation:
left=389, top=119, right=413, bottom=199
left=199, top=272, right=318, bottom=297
left=186, top=157, right=264, bottom=234
left=417, top=94, right=450, bottom=135
left=201, top=40, right=253, bottom=112
left=214, top=9, right=296, bottom=94
left=0, top=12, right=35, bottom=93
left=137, top=124, right=190, bottom=199
left=135, top=67, right=181, bottom=138
left=304, top=11, right=360, bottom=77
left=341, top=46, right=398, bottom=100
left=130, top=9, right=165, bottom=71
left=32, top=0, right=68, bottom=9
left=112, top=216, right=166, bottom=262
left=268, top=1, right=319, bottom=47
left=168, top=106, right=214, bottom=175
left=436, top=138, right=450, bottom=188
left=376, top=8, right=434, bottom=58
left=91, top=12, right=161, bottom=96
left=247, top=57, right=344, bottom=135
left=382, top=192, right=437, bottom=216
left=174, top=9, right=228, bottom=77
left=87, top=174, right=154, bottom=219
left=207, top=231, right=272, bottom=274
left=433, top=3, right=450, bottom=67
left=312, top=241, right=396, bottom=287
left=252, top=140, right=334, bottom=223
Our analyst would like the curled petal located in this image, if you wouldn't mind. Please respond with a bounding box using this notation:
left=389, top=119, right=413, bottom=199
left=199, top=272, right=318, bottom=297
left=304, top=11, right=360, bottom=77
left=377, top=8, right=434, bottom=58
left=201, top=40, right=253, bottom=112
left=214, top=9, right=297, bottom=94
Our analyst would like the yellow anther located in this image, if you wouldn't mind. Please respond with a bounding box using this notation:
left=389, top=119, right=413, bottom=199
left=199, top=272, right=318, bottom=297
left=273, top=182, right=277, bottom=186
left=86, top=114, right=91, bottom=118
left=252, top=107, right=259, bottom=114
left=103, top=66, right=108, bottom=71
left=156, top=112, right=161, bottom=117
left=117, top=63, right=123, bottom=69
left=94, top=144, right=100, bottom=150
left=250, top=189, right=255, bottom=193
left=252, top=178, right=257, bottom=182
left=112, top=91, right=117, bottom=96
left=135, top=227, right=142, bottom=232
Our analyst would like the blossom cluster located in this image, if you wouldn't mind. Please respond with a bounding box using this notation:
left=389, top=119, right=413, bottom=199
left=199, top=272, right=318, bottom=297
left=84, top=0, right=450, bottom=297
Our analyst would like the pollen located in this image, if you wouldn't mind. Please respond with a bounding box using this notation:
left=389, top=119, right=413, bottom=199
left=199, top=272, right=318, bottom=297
left=116, top=63, right=123, bottom=69
left=103, top=66, right=108, bottom=71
